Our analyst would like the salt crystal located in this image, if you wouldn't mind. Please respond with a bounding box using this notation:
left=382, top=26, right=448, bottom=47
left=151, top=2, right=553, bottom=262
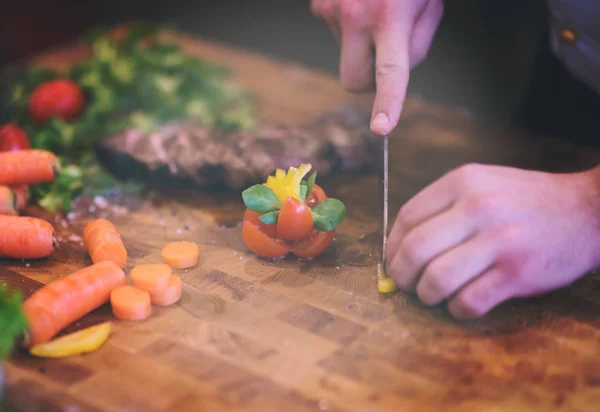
left=93, top=196, right=109, bottom=209
left=239, top=256, right=243, bottom=260
left=60, top=220, right=68, bottom=229
left=88, top=204, right=97, bottom=213
left=67, top=212, right=76, bottom=221
left=69, top=234, right=82, bottom=242
left=176, top=228, right=184, bottom=234
left=335, top=266, right=340, bottom=270
left=25, top=263, right=30, bottom=268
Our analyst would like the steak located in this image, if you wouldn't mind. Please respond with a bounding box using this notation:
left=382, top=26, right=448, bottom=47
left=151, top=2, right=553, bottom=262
left=96, top=105, right=378, bottom=190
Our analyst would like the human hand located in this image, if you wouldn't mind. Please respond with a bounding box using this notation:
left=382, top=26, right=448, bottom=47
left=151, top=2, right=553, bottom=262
left=311, top=0, right=443, bottom=135
left=386, top=163, right=600, bottom=319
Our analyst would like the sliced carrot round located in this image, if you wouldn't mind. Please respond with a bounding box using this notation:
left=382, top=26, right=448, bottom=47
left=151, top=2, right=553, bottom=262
left=110, top=285, right=151, bottom=321
left=150, top=276, right=182, bottom=306
left=162, top=241, right=199, bottom=269
left=130, top=264, right=172, bottom=292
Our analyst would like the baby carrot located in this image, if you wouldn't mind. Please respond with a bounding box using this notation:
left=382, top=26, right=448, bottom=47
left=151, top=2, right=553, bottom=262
left=162, top=241, right=199, bottom=269
left=149, top=275, right=182, bottom=306
left=0, top=216, right=55, bottom=259
left=11, top=185, right=30, bottom=210
left=0, top=149, right=60, bottom=186
left=84, top=219, right=128, bottom=268
left=0, top=186, right=17, bottom=215
left=110, top=285, right=152, bottom=321
left=22, top=261, right=126, bottom=347
left=131, top=264, right=172, bottom=292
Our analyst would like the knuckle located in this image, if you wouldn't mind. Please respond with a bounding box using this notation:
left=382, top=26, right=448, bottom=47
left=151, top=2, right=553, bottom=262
left=451, top=292, right=486, bottom=319
left=340, top=0, right=364, bottom=25
left=463, top=193, right=496, bottom=218
left=376, top=60, right=409, bottom=78
left=417, top=270, right=448, bottom=305
left=340, top=70, right=373, bottom=93
left=401, top=231, right=428, bottom=268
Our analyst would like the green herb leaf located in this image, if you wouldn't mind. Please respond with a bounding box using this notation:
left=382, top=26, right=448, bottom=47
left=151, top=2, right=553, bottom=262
left=259, top=211, right=280, bottom=225
left=0, top=286, right=27, bottom=361
left=305, top=171, right=317, bottom=198
left=242, top=185, right=281, bottom=213
left=311, top=198, right=346, bottom=232
left=299, top=184, right=308, bottom=202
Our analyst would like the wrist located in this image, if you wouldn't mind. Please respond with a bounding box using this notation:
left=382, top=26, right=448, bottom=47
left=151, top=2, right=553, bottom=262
left=574, top=166, right=600, bottom=268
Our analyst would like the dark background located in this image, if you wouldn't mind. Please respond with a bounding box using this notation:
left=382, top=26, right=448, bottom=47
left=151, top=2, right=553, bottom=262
left=1, top=0, right=597, bottom=145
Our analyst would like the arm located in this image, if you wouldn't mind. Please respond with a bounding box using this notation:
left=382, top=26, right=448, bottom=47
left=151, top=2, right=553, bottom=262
left=311, top=0, right=443, bottom=136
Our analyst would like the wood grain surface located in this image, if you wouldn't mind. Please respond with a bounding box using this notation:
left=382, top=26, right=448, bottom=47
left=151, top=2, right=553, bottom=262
left=3, top=29, right=600, bottom=412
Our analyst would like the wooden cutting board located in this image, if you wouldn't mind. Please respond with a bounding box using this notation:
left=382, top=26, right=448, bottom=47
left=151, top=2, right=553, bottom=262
left=3, top=29, right=600, bottom=412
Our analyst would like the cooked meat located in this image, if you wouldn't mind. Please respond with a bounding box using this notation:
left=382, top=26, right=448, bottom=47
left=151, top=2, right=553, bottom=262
left=96, top=105, right=378, bottom=190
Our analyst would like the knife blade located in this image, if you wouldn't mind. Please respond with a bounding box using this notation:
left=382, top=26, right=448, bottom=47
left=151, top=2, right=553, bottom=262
left=378, top=134, right=389, bottom=279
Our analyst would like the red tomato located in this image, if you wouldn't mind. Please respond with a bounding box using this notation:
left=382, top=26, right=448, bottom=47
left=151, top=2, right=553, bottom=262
left=29, top=79, right=85, bottom=123
left=306, top=184, right=327, bottom=208
left=242, top=220, right=289, bottom=259
left=243, top=209, right=278, bottom=239
left=0, top=124, right=30, bottom=152
left=292, top=229, right=336, bottom=259
left=277, top=197, right=314, bottom=242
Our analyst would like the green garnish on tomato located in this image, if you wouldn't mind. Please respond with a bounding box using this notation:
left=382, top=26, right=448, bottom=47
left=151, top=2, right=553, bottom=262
left=241, top=164, right=346, bottom=259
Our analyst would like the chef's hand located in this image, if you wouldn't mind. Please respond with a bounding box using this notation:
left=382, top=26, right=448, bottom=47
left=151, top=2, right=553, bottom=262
left=311, top=0, right=443, bottom=136
left=386, top=164, right=600, bottom=319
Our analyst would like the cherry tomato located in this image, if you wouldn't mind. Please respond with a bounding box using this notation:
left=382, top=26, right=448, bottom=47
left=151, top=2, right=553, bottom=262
left=0, top=124, right=30, bottom=152
left=292, top=229, right=336, bottom=259
left=242, top=221, right=289, bottom=259
left=243, top=209, right=278, bottom=239
left=277, top=197, right=314, bottom=242
left=306, top=184, right=327, bottom=208
left=29, top=79, right=85, bottom=123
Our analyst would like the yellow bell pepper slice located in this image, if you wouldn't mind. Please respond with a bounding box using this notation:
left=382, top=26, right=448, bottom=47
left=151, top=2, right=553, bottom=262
left=265, top=163, right=312, bottom=204
left=29, top=322, right=112, bottom=358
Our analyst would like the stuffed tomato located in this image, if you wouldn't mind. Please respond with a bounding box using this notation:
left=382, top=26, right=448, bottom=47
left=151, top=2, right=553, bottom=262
left=241, top=164, right=345, bottom=259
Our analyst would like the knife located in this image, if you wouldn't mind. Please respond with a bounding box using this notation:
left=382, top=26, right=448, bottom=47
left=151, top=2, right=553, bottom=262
left=377, top=135, right=397, bottom=293
left=378, top=134, right=389, bottom=279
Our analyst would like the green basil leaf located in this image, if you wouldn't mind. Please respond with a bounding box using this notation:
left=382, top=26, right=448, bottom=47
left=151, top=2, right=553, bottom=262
left=311, top=198, right=346, bottom=232
left=305, top=171, right=317, bottom=198
left=242, top=185, right=281, bottom=213
left=299, top=184, right=308, bottom=202
left=259, top=211, right=280, bottom=225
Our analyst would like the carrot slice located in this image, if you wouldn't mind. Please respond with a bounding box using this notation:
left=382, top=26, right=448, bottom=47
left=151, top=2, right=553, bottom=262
left=0, top=186, right=17, bottom=215
left=22, top=261, right=126, bottom=347
left=11, top=185, right=30, bottom=209
left=131, top=264, right=172, bottom=292
left=162, top=241, right=199, bottom=269
left=110, top=285, right=152, bottom=321
left=150, top=276, right=182, bottom=306
left=0, top=216, right=55, bottom=259
left=0, top=149, right=60, bottom=185
left=84, top=219, right=128, bottom=268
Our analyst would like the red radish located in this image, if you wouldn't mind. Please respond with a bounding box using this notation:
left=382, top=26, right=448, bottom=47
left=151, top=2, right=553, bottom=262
left=29, top=79, right=84, bottom=123
left=0, top=124, right=30, bottom=152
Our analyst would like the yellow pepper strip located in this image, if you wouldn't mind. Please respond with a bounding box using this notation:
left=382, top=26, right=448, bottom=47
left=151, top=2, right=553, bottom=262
left=29, top=322, right=112, bottom=358
left=265, top=163, right=312, bottom=204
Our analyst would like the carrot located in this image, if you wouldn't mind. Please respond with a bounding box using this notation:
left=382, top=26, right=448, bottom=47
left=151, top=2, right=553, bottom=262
left=22, top=261, right=126, bottom=347
left=0, top=186, right=17, bottom=215
left=149, top=275, right=182, bottom=306
left=162, top=241, right=199, bottom=269
left=0, top=216, right=55, bottom=259
left=0, top=149, right=60, bottom=185
left=131, top=264, right=172, bottom=292
left=84, top=219, right=128, bottom=268
left=110, top=285, right=152, bottom=321
left=11, top=185, right=30, bottom=210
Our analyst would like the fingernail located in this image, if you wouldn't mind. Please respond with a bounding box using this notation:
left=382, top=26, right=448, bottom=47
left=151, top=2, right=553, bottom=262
left=371, top=112, right=389, bottom=132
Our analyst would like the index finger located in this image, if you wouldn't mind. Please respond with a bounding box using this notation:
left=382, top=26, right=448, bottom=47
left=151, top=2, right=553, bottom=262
left=370, top=9, right=412, bottom=136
